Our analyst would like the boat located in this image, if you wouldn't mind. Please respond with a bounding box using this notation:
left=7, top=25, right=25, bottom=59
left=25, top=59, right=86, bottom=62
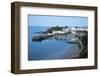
left=66, top=38, right=78, bottom=44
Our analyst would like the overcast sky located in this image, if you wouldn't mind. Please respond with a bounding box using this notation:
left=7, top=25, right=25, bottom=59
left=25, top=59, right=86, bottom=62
left=28, top=15, right=88, bottom=27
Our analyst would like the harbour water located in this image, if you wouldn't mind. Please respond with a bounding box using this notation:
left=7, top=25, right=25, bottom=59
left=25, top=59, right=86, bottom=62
left=28, top=26, right=80, bottom=60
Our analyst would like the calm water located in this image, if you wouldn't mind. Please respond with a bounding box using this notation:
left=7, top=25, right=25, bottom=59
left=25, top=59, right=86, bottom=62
left=28, top=26, right=76, bottom=60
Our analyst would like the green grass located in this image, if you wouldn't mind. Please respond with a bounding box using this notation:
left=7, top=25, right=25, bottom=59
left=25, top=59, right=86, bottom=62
left=79, top=47, right=88, bottom=58
left=46, top=26, right=63, bottom=33
left=79, top=33, right=88, bottom=58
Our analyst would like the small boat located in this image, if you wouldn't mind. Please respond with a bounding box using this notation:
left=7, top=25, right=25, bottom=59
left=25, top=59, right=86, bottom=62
left=66, top=38, right=78, bottom=44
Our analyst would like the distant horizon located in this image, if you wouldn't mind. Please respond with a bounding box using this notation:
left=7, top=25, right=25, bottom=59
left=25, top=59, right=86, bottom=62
left=28, top=25, right=88, bottom=27
left=28, top=15, right=88, bottom=27
left=29, top=25, right=88, bottom=28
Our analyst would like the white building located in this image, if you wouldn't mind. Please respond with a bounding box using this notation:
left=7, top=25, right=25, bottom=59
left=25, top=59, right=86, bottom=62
left=53, top=31, right=64, bottom=34
left=75, top=27, right=88, bottom=32
left=63, top=28, right=71, bottom=32
left=71, top=27, right=76, bottom=33
left=62, top=27, right=88, bottom=34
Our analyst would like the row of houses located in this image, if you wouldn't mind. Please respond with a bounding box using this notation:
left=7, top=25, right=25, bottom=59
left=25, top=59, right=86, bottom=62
left=52, top=27, right=88, bottom=34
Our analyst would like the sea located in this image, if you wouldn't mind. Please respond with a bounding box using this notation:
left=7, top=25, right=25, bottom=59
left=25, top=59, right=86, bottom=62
left=28, top=26, right=79, bottom=60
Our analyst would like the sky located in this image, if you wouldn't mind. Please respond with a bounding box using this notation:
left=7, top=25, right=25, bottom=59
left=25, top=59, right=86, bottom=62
left=28, top=15, right=88, bottom=27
